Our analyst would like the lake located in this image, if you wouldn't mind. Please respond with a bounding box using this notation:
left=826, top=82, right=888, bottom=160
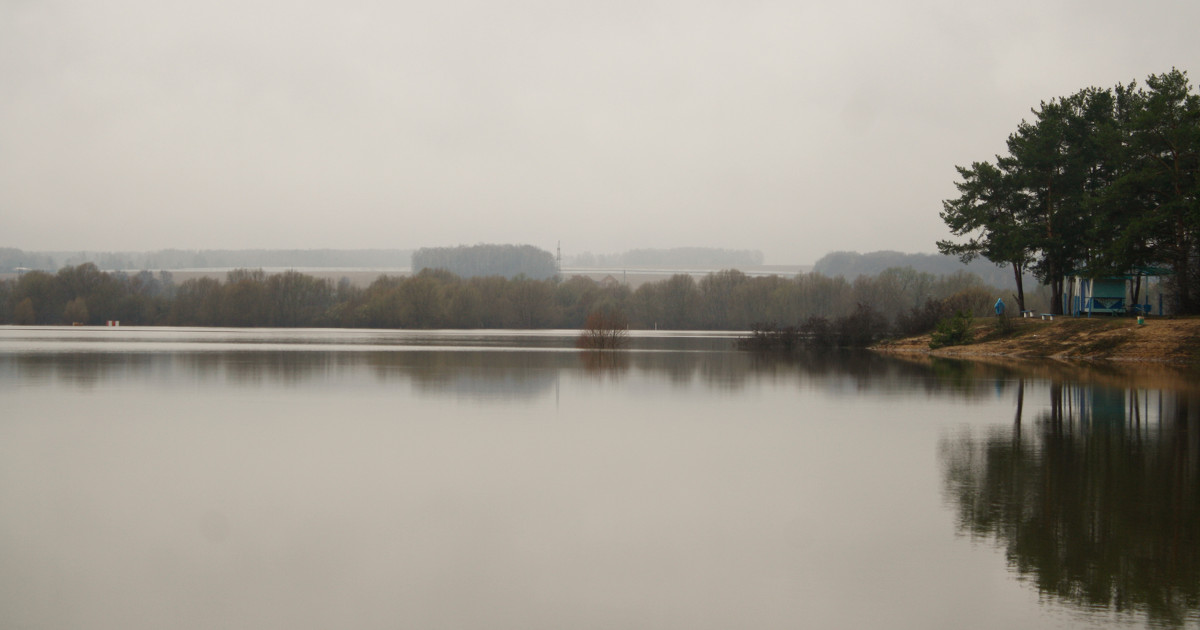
left=1, top=327, right=1197, bottom=629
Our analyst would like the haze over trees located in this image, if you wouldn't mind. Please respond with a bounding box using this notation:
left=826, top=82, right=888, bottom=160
left=1, top=246, right=775, bottom=275
left=412, top=244, right=559, bottom=280
left=813, top=250, right=1037, bottom=290
left=0, top=248, right=414, bottom=273
left=939, top=69, right=1199, bottom=314
left=568, top=247, right=764, bottom=268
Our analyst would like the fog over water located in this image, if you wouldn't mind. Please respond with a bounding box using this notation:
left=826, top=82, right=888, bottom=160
left=2, top=328, right=1197, bottom=629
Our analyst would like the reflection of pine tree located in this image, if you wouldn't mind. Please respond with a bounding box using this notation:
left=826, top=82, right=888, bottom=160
left=942, top=389, right=1200, bottom=626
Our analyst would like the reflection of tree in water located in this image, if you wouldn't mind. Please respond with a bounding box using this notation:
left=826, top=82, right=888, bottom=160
left=0, top=348, right=1079, bottom=400
left=363, top=351, right=564, bottom=400
left=578, top=350, right=631, bottom=374
left=941, top=384, right=1200, bottom=626
left=1, top=351, right=361, bottom=388
left=0, top=352, right=172, bottom=389
left=10, top=345, right=1192, bottom=417
left=739, top=350, right=1016, bottom=399
left=186, top=351, right=349, bottom=387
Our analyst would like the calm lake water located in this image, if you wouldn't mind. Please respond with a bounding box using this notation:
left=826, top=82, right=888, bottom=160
left=1, top=327, right=1197, bottom=630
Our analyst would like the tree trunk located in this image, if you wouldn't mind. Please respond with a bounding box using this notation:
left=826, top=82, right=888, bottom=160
left=1050, top=276, right=1065, bottom=315
left=1013, top=378, right=1025, bottom=432
left=1169, top=240, right=1197, bottom=315
left=1011, top=263, right=1026, bottom=312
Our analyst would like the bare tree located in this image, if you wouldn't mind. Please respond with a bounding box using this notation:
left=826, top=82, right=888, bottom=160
left=576, top=311, right=629, bottom=350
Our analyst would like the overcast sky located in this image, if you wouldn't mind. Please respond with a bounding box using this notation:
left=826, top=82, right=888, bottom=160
left=2, top=0, right=1197, bottom=264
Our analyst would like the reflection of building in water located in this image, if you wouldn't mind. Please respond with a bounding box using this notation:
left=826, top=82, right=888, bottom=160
left=944, top=383, right=1200, bottom=627
left=1040, top=381, right=1198, bottom=435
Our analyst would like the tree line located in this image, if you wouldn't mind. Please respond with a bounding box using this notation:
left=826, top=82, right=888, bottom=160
left=1, top=263, right=1003, bottom=333
left=939, top=69, right=1199, bottom=314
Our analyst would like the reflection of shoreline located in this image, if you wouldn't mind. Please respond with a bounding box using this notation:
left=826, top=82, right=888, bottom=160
left=0, top=349, right=985, bottom=395
left=4, top=348, right=1199, bottom=404
left=885, top=351, right=1200, bottom=394
left=942, top=386, right=1200, bottom=626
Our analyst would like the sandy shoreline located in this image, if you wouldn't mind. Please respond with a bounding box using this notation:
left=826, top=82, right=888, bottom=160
left=873, top=316, right=1200, bottom=365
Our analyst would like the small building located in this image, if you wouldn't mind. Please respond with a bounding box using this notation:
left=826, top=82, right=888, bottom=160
left=1070, top=277, right=1127, bottom=316
left=1066, top=267, right=1171, bottom=316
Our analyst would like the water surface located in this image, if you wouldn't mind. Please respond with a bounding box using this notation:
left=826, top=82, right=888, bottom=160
left=1, top=327, right=1196, bottom=629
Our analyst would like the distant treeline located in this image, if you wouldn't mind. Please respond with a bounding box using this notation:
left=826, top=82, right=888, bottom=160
left=412, top=244, right=558, bottom=280
left=1, top=245, right=768, bottom=273
left=814, top=250, right=1039, bottom=290
left=568, top=247, right=764, bottom=268
left=0, top=247, right=414, bottom=272
left=1, top=263, right=1003, bottom=333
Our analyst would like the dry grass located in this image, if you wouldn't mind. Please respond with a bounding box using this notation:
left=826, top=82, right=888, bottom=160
left=875, top=316, right=1200, bottom=364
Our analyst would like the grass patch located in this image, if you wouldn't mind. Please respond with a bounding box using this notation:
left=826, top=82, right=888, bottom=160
left=1004, top=318, right=1132, bottom=356
left=1075, top=331, right=1133, bottom=357
left=977, top=316, right=1021, bottom=342
left=1187, top=334, right=1200, bottom=365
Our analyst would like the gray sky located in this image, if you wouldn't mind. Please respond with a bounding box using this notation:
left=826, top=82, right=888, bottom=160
left=2, top=0, right=1196, bottom=264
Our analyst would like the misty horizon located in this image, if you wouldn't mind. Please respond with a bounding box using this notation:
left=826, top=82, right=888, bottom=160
left=1, top=244, right=991, bottom=272
left=3, top=1, right=1196, bottom=264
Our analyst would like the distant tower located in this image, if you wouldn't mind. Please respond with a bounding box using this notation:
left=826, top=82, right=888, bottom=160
left=556, top=241, right=562, bottom=273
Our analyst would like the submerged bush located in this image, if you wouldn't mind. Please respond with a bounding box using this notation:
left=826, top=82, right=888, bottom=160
left=576, top=311, right=629, bottom=350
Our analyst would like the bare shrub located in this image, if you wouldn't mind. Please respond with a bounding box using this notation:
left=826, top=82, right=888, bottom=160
left=836, top=303, right=889, bottom=347
left=896, top=287, right=998, bottom=337
left=895, top=298, right=953, bottom=337
left=576, top=311, right=629, bottom=350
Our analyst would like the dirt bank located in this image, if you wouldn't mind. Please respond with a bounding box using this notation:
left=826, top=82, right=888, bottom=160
left=874, top=316, right=1200, bottom=364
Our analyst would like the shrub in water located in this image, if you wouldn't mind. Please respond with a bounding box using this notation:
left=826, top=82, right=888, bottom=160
left=576, top=311, right=629, bottom=350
